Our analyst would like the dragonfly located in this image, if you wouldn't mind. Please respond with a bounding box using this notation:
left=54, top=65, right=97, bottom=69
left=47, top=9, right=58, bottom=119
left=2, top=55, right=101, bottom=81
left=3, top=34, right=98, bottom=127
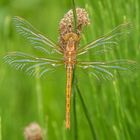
left=3, top=14, right=136, bottom=129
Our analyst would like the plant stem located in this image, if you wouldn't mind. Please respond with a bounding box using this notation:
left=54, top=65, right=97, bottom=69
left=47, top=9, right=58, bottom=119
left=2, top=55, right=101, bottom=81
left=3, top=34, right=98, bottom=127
left=35, top=67, right=46, bottom=139
left=0, top=116, right=2, bottom=140
left=71, top=0, right=77, bottom=33
left=72, top=68, right=78, bottom=140
left=71, top=1, right=97, bottom=139
left=35, top=67, right=44, bottom=125
left=75, top=82, right=98, bottom=140
left=71, top=0, right=78, bottom=135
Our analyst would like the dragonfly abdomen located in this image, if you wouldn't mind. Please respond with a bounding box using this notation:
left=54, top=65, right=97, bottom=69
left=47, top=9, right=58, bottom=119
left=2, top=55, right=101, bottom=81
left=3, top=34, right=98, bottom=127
left=65, top=64, right=73, bottom=128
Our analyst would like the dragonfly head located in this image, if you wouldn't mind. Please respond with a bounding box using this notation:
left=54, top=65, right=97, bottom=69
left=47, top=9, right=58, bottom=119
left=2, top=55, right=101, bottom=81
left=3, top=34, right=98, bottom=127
left=63, top=32, right=80, bottom=42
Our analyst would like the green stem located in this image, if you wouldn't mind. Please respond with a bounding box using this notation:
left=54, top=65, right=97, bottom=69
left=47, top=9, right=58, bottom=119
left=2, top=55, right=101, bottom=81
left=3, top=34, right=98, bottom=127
left=72, top=68, right=78, bottom=140
left=75, top=82, right=98, bottom=140
left=71, top=1, right=97, bottom=139
left=71, top=0, right=77, bottom=33
left=0, top=116, right=2, bottom=140
left=72, top=67, right=98, bottom=140
left=35, top=67, right=44, bottom=125
left=35, top=67, right=46, bottom=139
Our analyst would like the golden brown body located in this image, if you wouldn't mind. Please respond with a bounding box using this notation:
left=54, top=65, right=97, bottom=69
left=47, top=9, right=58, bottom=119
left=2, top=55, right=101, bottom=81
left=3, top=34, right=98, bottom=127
left=63, top=32, right=80, bottom=128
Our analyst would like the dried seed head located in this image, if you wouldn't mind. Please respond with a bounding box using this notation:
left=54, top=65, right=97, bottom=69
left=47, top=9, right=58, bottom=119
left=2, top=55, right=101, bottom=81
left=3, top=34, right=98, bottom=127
left=59, top=8, right=90, bottom=48
left=24, top=123, right=43, bottom=140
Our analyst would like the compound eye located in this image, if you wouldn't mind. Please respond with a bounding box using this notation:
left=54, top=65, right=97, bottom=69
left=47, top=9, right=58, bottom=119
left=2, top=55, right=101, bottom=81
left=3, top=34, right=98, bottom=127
left=74, top=34, right=80, bottom=41
left=63, top=34, right=69, bottom=41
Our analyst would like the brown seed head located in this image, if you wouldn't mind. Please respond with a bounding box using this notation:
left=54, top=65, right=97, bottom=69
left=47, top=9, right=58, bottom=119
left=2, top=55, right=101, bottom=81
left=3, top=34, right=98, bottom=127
left=59, top=8, right=90, bottom=48
left=24, top=123, right=43, bottom=140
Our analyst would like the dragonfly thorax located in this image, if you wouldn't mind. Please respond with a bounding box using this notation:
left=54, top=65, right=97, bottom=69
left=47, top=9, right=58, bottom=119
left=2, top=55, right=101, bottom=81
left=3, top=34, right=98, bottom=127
left=63, top=32, right=79, bottom=66
left=63, top=32, right=80, bottom=51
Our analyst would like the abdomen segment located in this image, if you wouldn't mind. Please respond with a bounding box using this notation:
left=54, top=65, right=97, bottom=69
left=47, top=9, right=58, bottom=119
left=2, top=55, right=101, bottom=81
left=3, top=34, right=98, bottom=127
left=65, top=65, right=73, bottom=129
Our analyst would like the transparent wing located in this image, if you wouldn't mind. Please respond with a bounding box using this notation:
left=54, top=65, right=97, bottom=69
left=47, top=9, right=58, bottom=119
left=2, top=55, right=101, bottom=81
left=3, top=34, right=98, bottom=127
left=77, top=59, right=137, bottom=81
left=78, top=23, right=133, bottom=56
left=13, top=16, right=62, bottom=54
left=3, top=52, right=63, bottom=78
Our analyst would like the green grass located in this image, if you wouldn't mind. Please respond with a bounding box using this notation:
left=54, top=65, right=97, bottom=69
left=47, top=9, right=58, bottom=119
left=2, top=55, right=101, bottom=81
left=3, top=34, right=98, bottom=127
left=0, top=116, right=2, bottom=140
left=0, top=0, right=140, bottom=140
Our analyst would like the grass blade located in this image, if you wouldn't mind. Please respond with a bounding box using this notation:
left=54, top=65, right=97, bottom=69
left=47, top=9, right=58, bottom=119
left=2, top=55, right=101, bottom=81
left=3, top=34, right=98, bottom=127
left=0, top=116, right=2, bottom=140
left=75, top=82, right=98, bottom=140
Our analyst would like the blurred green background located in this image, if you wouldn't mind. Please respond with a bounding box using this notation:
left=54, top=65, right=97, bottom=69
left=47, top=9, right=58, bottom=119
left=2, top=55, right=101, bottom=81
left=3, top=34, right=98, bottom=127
left=0, top=0, right=140, bottom=140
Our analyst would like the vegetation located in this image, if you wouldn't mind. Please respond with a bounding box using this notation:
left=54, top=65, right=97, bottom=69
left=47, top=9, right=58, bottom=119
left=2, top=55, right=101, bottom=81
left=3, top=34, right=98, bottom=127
left=0, top=0, right=140, bottom=139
